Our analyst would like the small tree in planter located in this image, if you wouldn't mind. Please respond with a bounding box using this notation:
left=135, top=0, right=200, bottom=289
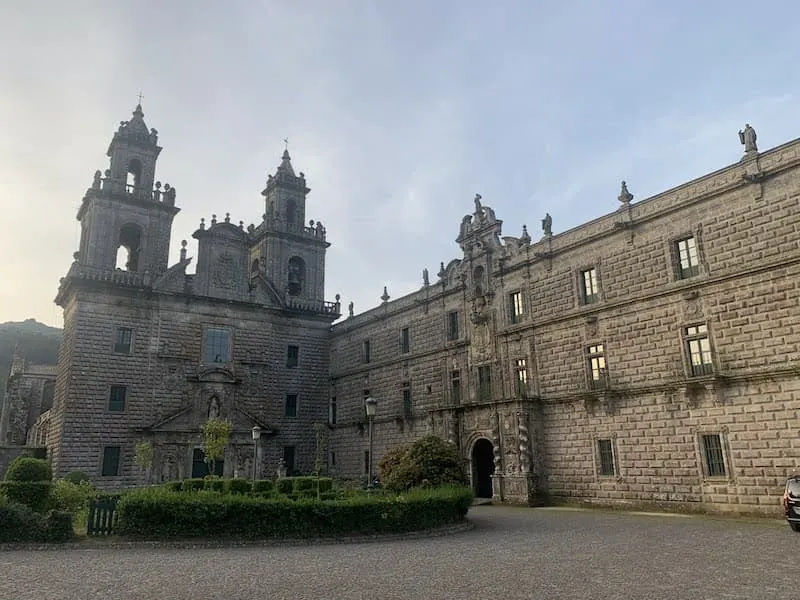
left=201, top=418, right=232, bottom=478
left=134, top=441, right=154, bottom=484
left=313, top=422, right=328, bottom=500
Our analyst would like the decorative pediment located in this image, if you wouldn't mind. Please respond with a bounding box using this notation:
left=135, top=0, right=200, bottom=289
left=146, top=404, right=275, bottom=435
left=197, top=364, right=237, bottom=384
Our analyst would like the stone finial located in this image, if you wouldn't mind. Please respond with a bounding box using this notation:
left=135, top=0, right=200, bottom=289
left=739, top=123, right=758, bottom=153
left=422, top=268, right=429, bottom=286
left=438, top=261, right=446, bottom=279
left=618, top=180, right=633, bottom=205
left=92, top=170, right=102, bottom=189
left=225, top=213, right=230, bottom=224
left=72, top=251, right=80, bottom=262
left=211, top=214, right=217, bottom=225
left=520, top=224, right=531, bottom=245
left=180, top=240, right=187, bottom=261
left=348, top=301, right=354, bottom=317
left=381, top=286, right=390, bottom=303
left=239, top=220, right=244, bottom=229
left=541, top=213, right=553, bottom=237
left=247, top=224, right=255, bottom=233
left=309, top=219, right=315, bottom=227
left=200, top=217, right=206, bottom=230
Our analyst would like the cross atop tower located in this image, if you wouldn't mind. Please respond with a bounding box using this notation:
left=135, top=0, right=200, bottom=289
left=137, top=91, right=144, bottom=104
left=283, top=137, right=289, bottom=152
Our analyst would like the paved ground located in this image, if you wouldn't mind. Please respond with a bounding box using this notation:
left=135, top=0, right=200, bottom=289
left=1, top=505, right=796, bottom=600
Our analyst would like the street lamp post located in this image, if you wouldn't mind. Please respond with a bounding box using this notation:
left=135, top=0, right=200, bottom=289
left=365, top=396, right=377, bottom=490
left=251, top=425, right=262, bottom=484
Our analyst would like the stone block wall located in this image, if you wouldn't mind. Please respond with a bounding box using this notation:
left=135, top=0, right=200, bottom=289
left=329, top=138, right=800, bottom=514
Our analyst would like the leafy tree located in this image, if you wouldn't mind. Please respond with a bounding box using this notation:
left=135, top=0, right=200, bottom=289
left=134, top=441, right=154, bottom=483
left=201, top=418, right=232, bottom=477
left=313, top=422, right=328, bottom=499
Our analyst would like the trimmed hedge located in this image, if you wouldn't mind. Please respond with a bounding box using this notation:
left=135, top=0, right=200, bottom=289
left=116, top=486, right=473, bottom=539
left=0, top=482, right=53, bottom=512
left=5, top=457, right=52, bottom=482
left=0, top=497, right=73, bottom=543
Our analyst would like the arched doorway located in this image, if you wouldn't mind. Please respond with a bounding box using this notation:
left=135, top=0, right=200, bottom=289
left=472, top=438, right=494, bottom=498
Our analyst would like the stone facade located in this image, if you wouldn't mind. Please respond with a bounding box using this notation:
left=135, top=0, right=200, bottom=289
left=43, top=106, right=800, bottom=515
left=47, top=105, right=339, bottom=488
left=0, top=350, right=56, bottom=446
left=329, top=132, right=800, bottom=516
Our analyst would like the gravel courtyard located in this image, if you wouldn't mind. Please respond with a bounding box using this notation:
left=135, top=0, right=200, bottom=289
left=1, top=504, right=795, bottom=600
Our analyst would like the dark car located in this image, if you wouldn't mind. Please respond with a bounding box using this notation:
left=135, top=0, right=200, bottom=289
left=783, top=476, right=800, bottom=531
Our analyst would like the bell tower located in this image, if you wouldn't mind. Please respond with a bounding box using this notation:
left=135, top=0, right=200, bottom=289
left=73, top=103, right=179, bottom=277
left=251, top=149, right=331, bottom=310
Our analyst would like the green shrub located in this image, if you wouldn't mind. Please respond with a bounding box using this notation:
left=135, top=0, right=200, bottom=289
left=276, top=478, right=293, bottom=495
left=41, top=511, right=74, bottom=542
left=182, top=479, right=205, bottom=492
left=5, top=457, right=52, bottom=482
left=116, top=485, right=473, bottom=539
left=384, top=436, right=468, bottom=492
left=252, top=480, right=273, bottom=495
left=205, top=478, right=226, bottom=493
left=0, top=497, right=74, bottom=543
left=0, top=481, right=53, bottom=512
left=51, top=479, right=95, bottom=514
left=63, top=471, right=92, bottom=485
left=379, top=445, right=409, bottom=484
left=0, top=497, right=42, bottom=542
left=227, top=479, right=252, bottom=495
left=164, top=481, right=183, bottom=492
left=317, top=478, right=333, bottom=493
left=293, top=477, right=315, bottom=492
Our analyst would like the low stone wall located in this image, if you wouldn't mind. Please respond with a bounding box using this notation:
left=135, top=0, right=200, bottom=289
left=0, top=446, right=46, bottom=479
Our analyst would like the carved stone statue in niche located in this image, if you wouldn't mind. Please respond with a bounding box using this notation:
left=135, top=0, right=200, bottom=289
left=208, top=396, right=220, bottom=419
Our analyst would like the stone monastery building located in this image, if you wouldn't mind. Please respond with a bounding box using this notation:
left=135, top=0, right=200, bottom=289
left=19, top=105, right=800, bottom=514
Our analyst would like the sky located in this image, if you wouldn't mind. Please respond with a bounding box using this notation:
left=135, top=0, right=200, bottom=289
left=2, top=1, right=800, bottom=328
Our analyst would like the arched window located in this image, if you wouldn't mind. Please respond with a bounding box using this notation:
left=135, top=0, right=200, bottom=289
left=116, top=223, right=142, bottom=271
left=126, top=158, right=142, bottom=191
left=250, top=258, right=260, bottom=275
left=287, top=256, right=306, bottom=296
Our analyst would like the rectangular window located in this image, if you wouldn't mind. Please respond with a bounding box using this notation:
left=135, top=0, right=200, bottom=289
left=108, top=386, right=126, bottom=412
left=362, top=340, right=371, bottom=364
left=451, top=370, right=461, bottom=405
left=284, top=394, right=298, bottom=418
left=587, top=344, right=607, bottom=389
left=447, top=311, right=460, bottom=341
left=101, top=446, right=121, bottom=476
left=509, top=291, right=524, bottom=324
left=685, top=324, right=714, bottom=376
left=477, top=365, right=492, bottom=401
left=286, top=345, right=299, bottom=368
left=597, top=439, right=615, bottom=476
left=114, top=327, right=133, bottom=354
left=283, top=446, right=296, bottom=474
left=514, top=359, right=528, bottom=396
left=330, top=450, right=336, bottom=467
left=701, top=434, right=726, bottom=477
left=203, top=327, right=231, bottom=363
left=329, top=397, right=337, bottom=425
left=580, top=268, right=599, bottom=305
left=363, top=449, right=370, bottom=475
left=675, top=236, right=700, bottom=279
left=402, top=383, right=412, bottom=417
left=401, top=327, right=410, bottom=354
